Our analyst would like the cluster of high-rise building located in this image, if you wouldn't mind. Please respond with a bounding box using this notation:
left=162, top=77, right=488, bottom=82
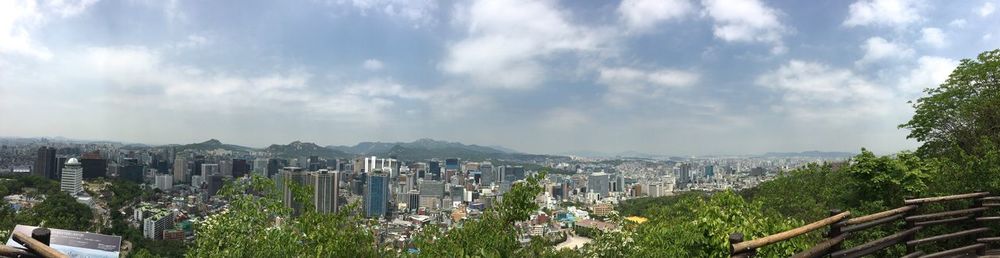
left=0, top=138, right=852, bottom=247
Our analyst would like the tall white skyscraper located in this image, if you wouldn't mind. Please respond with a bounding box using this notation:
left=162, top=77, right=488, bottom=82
left=253, top=158, right=268, bottom=177
left=60, top=158, right=83, bottom=195
left=155, top=174, right=173, bottom=190
left=173, top=157, right=187, bottom=183
left=310, top=170, right=340, bottom=213
left=364, top=156, right=399, bottom=177
left=201, top=163, right=219, bottom=178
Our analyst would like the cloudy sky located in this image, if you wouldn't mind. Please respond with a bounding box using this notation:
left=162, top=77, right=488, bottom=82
left=0, top=0, right=997, bottom=155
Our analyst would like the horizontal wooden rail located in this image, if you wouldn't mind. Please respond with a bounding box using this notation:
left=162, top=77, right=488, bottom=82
left=844, top=205, right=916, bottom=225
left=830, top=226, right=921, bottom=258
left=980, top=196, right=1000, bottom=202
left=905, top=207, right=987, bottom=222
left=791, top=233, right=849, bottom=258
left=904, top=192, right=989, bottom=205
left=913, top=215, right=972, bottom=227
left=921, top=243, right=986, bottom=258
left=983, top=203, right=1000, bottom=207
left=906, top=227, right=989, bottom=247
left=899, top=251, right=924, bottom=258
left=978, top=236, right=1000, bottom=243
left=842, top=214, right=903, bottom=233
left=977, top=216, right=1000, bottom=222
left=731, top=211, right=850, bottom=253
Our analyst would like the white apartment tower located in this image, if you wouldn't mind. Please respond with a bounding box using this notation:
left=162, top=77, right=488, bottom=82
left=60, top=158, right=83, bottom=195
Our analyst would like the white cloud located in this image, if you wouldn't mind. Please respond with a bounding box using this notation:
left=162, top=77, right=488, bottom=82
left=700, top=0, right=786, bottom=53
left=979, top=2, right=995, bottom=17
left=362, top=59, right=384, bottom=70
left=949, top=19, right=967, bottom=28
left=46, top=0, right=99, bottom=18
left=898, top=56, right=957, bottom=95
left=173, top=34, right=209, bottom=49
left=843, top=0, right=920, bottom=28
left=329, top=0, right=438, bottom=25
left=856, top=37, right=913, bottom=66
left=919, top=27, right=946, bottom=48
left=757, top=60, right=896, bottom=122
left=0, top=0, right=50, bottom=60
left=542, top=108, right=591, bottom=130
left=598, top=66, right=699, bottom=106
left=618, top=0, right=694, bottom=32
left=0, top=0, right=99, bottom=60
left=441, top=0, right=606, bottom=89
left=78, top=46, right=424, bottom=124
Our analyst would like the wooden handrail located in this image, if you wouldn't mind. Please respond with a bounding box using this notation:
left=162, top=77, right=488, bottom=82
left=976, top=216, right=1000, bottom=222
left=791, top=233, right=849, bottom=258
left=904, top=192, right=989, bottom=205
left=899, top=251, right=924, bottom=258
left=906, top=227, right=989, bottom=247
left=921, top=243, right=986, bottom=258
left=912, top=215, right=972, bottom=226
left=905, top=207, right=987, bottom=221
left=977, top=236, right=1000, bottom=243
left=829, top=226, right=921, bottom=258
left=844, top=205, right=916, bottom=225
left=729, top=193, right=1000, bottom=257
left=842, top=214, right=903, bottom=233
left=731, top=211, right=850, bottom=252
left=980, top=196, right=1000, bottom=202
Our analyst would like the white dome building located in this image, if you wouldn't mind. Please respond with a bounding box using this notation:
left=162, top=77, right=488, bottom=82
left=61, top=158, right=83, bottom=195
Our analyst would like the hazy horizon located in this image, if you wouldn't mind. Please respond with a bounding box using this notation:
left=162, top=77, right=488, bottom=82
left=2, top=0, right=997, bottom=155
left=0, top=134, right=867, bottom=157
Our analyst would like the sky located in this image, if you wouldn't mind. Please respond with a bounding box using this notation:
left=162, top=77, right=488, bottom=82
left=0, top=0, right=998, bottom=155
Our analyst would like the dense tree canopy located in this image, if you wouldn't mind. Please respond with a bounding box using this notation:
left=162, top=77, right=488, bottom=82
left=902, top=49, right=1000, bottom=157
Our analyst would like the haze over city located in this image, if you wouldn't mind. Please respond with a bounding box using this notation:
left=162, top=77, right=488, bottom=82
left=1, top=0, right=998, bottom=155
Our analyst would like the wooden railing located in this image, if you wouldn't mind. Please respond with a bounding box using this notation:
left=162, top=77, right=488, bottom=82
left=730, top=192, right=1000, bottom=257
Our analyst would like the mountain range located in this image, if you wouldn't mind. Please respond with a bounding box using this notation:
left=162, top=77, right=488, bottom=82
left=327, top=138, right=516, bottom=155
left=160, top=138, right=540, bottom=161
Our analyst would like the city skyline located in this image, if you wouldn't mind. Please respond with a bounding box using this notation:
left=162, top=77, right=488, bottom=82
left=2, top=0, right=998, bottom=155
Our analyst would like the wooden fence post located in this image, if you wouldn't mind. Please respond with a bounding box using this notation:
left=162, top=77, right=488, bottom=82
left=730, top=233, right=756, bottom=258
left=903, top=196, right=918, bottom=255
left=825, top=209, right=846, bottom=255
left=972, top=194, right=986, bottom=256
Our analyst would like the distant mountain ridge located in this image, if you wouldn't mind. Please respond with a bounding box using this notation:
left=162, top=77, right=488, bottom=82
left=761, top=151, right=855, bottom=158
left=326, top=139, right=553, bottom=161
left=327, top=138, right=515, bottom=155
left=265, top=141, right=350, bottom=159
left=169, top=139, right=256, bottom=153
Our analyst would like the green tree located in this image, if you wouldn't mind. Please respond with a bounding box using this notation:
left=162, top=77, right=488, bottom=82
left=744, top=163, right=851, bottom=222
left=186, top=176, right=380, bottom=257
left=0, top=203, right=15, bottom=233
left=411, top=171, right=548, bottom=257
left=845, top=149, right=934, bottom=207
left=18, top=191, right=94, bottom=231
left=901, top=49, right=1000, bottom=157
left=584, top=191, right=813, bottom=257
